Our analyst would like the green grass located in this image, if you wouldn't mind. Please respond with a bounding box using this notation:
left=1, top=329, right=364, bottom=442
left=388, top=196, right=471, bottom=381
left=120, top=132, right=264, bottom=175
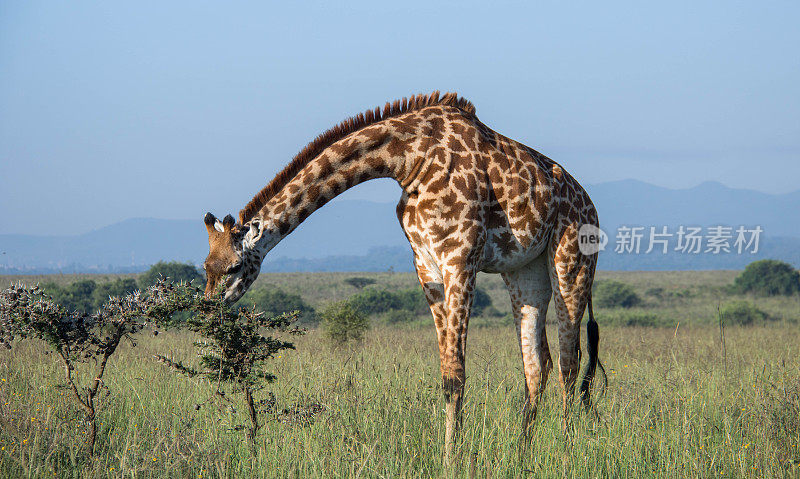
left=1, top=323, right=798, bottom=478
left=1, top=270, right=799, bottom=477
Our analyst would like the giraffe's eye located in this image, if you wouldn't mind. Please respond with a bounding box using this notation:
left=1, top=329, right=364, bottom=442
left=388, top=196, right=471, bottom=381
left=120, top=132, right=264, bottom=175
left=225, top=262, right=243, bottom=275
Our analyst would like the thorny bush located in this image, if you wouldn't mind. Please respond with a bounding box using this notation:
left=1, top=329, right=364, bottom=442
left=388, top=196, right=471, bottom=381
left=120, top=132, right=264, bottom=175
left=0, top=279, right=303, bottom=457
left=153, top=282, right=304, bottom=443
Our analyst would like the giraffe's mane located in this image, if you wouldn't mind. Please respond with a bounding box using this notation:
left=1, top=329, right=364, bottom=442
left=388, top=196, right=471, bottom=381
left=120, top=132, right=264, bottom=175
left=238, top=91, right=475, bottom=224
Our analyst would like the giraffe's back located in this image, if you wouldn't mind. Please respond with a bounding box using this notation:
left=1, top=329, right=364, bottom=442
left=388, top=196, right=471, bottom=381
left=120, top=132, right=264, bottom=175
left=399, top=106, right=596, bottom=274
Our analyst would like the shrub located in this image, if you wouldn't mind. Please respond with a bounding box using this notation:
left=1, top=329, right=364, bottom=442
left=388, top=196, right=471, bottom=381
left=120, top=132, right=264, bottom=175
left=600, top=311, right=667, bottom=327
left=350, top=288, right=404, bottom=315
left=734, top=259, right=800, bottom=296
left=396, top=287, right=429, bottom=315
left=344, top=277, right=376, bottom=290
left=348, top=285, right=498, bottom=318
left=720, top=301, right=769, bottom=325
left=472, top=287, right=492, bottom=316
left=41, top=280, right=98, bottom=314
left=350, top=287, right=429, bottom=316
left=645, top=287, right=665, bottom=299
left=241, top=286, right=316, bottom=323
left=154, top=287, right=302, bottom=443
left=321, top=300, right=369, bottom=345
left=138, top=261, right=204, bottom=289
left=0, top=280, right=302, bottom=455
left=44, top=280, right=83, bottom=313
left=669, top=288, right=693, bottom=299
left=91, top=278, right=138, bottom=309
left=41, top=278, right=140, bottom=314
left=384, top=309, right=416, bottom=324
left=473, top=287, right=503, bottom=317
left=138, top=262, right=204, bottom=325
left=0, top=281, right=179, bottom=456
left=594, top=280, right=641, bottom=308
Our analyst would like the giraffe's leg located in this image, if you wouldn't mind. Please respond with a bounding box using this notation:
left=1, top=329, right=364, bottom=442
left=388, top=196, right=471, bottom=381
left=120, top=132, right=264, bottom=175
left=547, top=225, right=595, bottom=427
left=411, top=252, right=448, bottom=373
left=410, top=249, right=469, bottom=464
left=440, top=267, right=477, bottom=463
left=502, top=254, right=553, bottom=437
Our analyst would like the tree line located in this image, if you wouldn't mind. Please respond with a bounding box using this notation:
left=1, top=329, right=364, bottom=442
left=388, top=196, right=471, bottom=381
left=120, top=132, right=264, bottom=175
left=38, top=262, right=505, bottom=326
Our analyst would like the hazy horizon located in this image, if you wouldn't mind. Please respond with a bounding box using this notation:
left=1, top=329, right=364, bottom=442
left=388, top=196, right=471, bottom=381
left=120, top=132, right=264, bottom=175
left=1, top=178, right=797, bottom=237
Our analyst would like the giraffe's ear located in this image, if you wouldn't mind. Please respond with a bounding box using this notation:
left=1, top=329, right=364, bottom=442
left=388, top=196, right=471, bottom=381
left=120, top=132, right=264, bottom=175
left=222, top=214, right=235, bottom=231
left=204, top=212, right=219, bottom=235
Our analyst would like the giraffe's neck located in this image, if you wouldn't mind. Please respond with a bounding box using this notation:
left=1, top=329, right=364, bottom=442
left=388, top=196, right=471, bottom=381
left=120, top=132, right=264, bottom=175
left=246, top=122, right=426, bottom=259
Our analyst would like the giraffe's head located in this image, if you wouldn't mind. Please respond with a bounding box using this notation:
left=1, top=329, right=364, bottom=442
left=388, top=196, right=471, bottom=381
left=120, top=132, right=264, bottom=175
left=202, top=212, right=262, bottom=302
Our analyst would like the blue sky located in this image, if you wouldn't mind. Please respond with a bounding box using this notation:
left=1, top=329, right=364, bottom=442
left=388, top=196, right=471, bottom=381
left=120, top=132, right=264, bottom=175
left=1, top=1, right=798, bottom=235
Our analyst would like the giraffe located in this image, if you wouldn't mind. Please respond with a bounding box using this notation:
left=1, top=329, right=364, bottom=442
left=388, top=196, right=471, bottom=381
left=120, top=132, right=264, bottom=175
left=202, top=92, right=603, bottom=460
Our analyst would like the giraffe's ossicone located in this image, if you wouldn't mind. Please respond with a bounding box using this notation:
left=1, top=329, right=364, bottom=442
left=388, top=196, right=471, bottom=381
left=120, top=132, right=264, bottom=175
left=203, top=91, right=605, bottom=461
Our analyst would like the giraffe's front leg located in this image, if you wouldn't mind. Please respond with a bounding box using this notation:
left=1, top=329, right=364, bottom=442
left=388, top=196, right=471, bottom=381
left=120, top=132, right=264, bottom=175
left=440, top=267, right=476, bottom=464
left=412, top=253, right=464, bottom=464
left=414, top=255, right=447, bottom=378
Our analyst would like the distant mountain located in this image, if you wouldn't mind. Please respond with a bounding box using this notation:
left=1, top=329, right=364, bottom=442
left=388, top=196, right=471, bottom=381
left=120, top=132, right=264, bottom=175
left=586, top=180, right=800, bottom=236
left=596, top=235, right=800, bottom=270
left=0, top=200, right=405, bottom=272
left=261, top=239, right=800, bottom=273
left=0, top=218, right=201, bottom=272
left=261, top=246, right=414, bottom=273
left=1, top=181, right=799, bottom=273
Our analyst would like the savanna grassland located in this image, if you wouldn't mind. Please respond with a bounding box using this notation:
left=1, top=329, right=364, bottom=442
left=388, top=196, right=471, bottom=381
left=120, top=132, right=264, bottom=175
left=0, top=270, right=798, bottom=478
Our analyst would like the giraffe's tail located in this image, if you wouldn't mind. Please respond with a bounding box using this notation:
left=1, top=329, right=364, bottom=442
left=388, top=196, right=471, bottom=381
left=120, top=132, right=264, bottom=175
left=579, top=295, right=607, bottom=408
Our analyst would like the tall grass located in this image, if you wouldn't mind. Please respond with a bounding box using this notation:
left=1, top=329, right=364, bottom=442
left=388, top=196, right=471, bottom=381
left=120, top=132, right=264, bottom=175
left=0, top=322, right=797, bottom=478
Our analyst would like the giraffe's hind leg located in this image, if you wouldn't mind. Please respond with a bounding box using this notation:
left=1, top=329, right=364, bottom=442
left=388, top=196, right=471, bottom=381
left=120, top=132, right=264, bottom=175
left=502, top=254, right=553, bottom=436
left=547, top=223, right=596, bottom=424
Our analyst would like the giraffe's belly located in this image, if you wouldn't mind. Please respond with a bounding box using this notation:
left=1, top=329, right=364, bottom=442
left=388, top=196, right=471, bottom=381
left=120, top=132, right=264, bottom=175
left=479, top=224, right=552, bottom=274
